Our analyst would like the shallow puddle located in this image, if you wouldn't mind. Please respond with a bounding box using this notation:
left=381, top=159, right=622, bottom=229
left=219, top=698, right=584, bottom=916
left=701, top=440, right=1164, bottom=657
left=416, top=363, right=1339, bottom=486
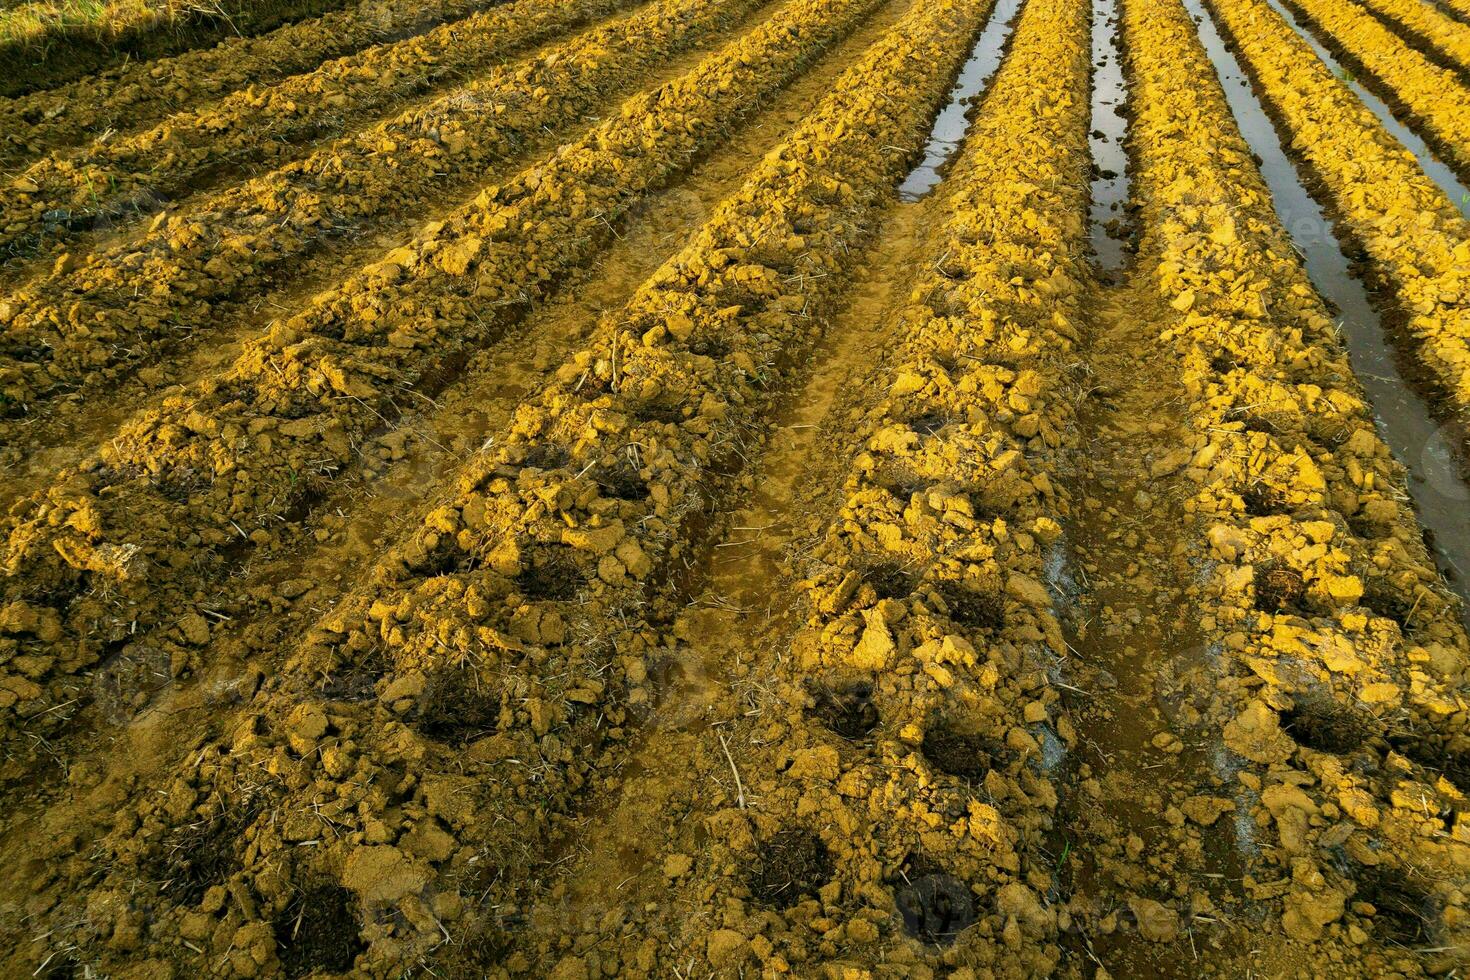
left=1189, top=0, right=1470, bottom=622
left=1055, top=284, right=1251, bottom=975
left=1087, top=0, right=1131, bottom=270
left=896, top=0, right=1022, bottom=200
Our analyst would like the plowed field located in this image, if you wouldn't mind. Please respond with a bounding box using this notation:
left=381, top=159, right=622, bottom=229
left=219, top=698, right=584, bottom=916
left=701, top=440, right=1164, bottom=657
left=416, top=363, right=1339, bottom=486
left=4, top=0, right=1470, bottom=975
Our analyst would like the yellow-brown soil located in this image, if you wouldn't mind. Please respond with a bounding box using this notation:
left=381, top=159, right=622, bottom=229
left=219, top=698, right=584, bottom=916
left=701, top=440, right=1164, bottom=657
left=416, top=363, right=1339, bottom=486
left=2, top=0, right=1470, bottom=974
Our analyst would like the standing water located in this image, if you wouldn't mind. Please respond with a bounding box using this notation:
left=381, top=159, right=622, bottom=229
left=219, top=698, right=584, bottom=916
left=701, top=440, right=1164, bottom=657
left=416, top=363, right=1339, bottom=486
left=1261, top=0, right=1470, bottom=214
left=1087, top=0, right=1131, bottom=271
left=1188, top=0, right=1470, bottom=623
left=896, top=0, right=1023, bottom=201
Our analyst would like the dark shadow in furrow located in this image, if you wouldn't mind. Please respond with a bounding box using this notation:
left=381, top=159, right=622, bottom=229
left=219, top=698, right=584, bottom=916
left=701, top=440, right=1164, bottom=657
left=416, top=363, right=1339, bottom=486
left=1433, top=0, right=1470, bottom=26
left=896, top=0, right=1021, bottom=200
left=0, top=0, right=360, bottom=98
left=0, top=0, right=516, bottom=167
left=1347, top=0, right=1470, bottom=87
left=1263, top=0, right=1470, bottom=208
left=1187, top=0, right=1470, bottom=626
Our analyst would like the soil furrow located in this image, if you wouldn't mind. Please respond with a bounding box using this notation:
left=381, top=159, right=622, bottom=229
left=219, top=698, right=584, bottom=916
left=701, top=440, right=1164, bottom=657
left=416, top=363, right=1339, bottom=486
left=0, top=0, right=358, bottom=98
left=0, top=0, right=636, bottom=263
left=1203, top=0, right=1470, bottom=522
left=1081, top=0, right=1470, bottom=971
left=0, top=0, right=910, bottom=824
left=1440, top=0, right=1470, bottom=26
left=5, top=0, right=1470, bottom=973
left=0, top=0, right=997, bottom=972
left=0, top=0, right=787, bottom=496
left=0, top=0, right=771, bottom=437
left=1046, top=1, right=1262, bottom=971
left=895, top=0, right=1021, bottom=201
left=1270, top=0, right=1470, bottom=183
left=1243, top=0, right=1470, bottom=217
left=0, top=0, right=503, bottom=171
left=515, top=199, right=931, bottom=977
left=1185, top=0, right=1470, bottom=631
left=1351, top=0, right=1470, bottom=82
left=0, top=0, right=888, bottom=792
left=511, top=0, right=1094, bottom=971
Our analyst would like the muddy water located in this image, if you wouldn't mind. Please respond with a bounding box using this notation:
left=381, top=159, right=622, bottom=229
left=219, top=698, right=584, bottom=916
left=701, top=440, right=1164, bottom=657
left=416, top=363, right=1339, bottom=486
left=896, top=0, right=1020, bottom=200
left=1087, top=0, right=1130, bottom=271
left=1189, top=0, right=1470, bottom=621
left=1259, top=0, right=1470, bottom=212
left=1055, top=283, right=1253, bottom=976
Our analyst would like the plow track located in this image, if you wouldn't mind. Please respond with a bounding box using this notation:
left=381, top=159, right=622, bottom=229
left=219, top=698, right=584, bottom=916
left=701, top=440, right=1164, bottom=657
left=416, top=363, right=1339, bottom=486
left=0, top=0, right=507, bottom=171
left=1267, top=0, right=1470, bottom=183
left=3, top=0, right=1470, bottom=973
left=0, top=0, right=638, bottom=264
left=0, top=0, right=360, bottom=98
left=0, top=0, right=774, bottom=456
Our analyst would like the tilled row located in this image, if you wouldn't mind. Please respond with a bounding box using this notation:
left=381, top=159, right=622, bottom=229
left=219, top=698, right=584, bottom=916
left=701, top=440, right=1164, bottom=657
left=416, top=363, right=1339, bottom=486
left=0, top=0, right=909, bottom=952
left=1273, top=0, right=1470, bottom=181
left=1354, top=0, right=1470, bottom=80
left=612, top=0, right=1095, bottom=970
left=12, top=0, right=998, bottom=973
left=1443, top=0, right=1470, bottom=24
left=0, top=0, right=633, bottom=258
left=0, top=0, right=881, bottom=776
left=1205, top=0, right=1470, bottom=491
left=0, top=0, right=763, bottom=423
left=1128, top=0, right=1470, bottom=967
left=0, top=0, right=499, bottom=170
left=0, top=0, right=354, bottom=97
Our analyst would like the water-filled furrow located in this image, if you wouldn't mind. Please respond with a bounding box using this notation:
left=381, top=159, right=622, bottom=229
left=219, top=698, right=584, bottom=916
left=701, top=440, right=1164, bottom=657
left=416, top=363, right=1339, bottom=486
left=1352, top=0, right=1470, bottom=84
left=1262, top=0, right=1470, bottom=213
left=895, top=0, right=1021, bottom=200
left=1188, top=0, right=1470, bottom=620
left=1087, top=0, right=1131, bottom=270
